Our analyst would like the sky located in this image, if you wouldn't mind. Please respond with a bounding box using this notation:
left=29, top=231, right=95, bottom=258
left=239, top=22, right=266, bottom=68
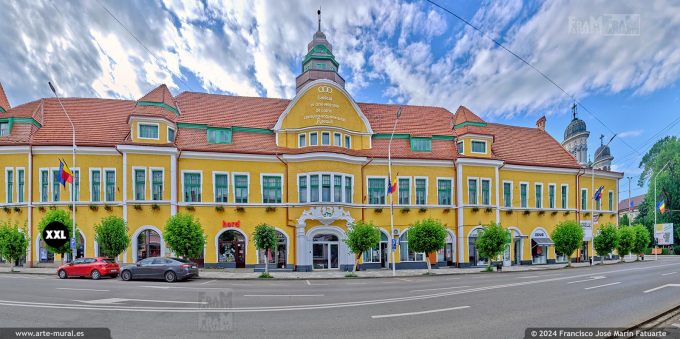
left=1, top=0, right=680, bottom=200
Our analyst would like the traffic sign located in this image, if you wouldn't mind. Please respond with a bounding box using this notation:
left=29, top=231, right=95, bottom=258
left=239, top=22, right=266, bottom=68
left=392, top=239, right=397, bottom=250
left=70, top=237, right=76, bottom=250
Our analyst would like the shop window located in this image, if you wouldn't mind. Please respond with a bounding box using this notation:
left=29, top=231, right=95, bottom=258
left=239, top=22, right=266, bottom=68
left=137, top=229, right=161, bottom=260
left=399, top=231, right=424, bottom=262
left=258, top=231, right=287, bottom=268
left=364, top=232, right=388, bottom=263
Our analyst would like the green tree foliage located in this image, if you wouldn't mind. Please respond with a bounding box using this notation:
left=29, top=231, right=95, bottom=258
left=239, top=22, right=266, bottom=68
left=38, top=209, right=74, bottom=257
left=164, top=213, right=205, bottom=259
left=631, top=224, right=650, bottom=260
left=619, top=214, right=630, bottom=227
left=253, top=223, right=278, bottom=274
left=0, top=221, right=29, bottom=271
left=593, top=223, right=619, bottom=264
left=94, top=216, right=130, bottom=260
left=617, top=226, right=636, bottom=262
left=551, top=220, right=584, bottom=267
left=407, top=218, right=447, bottom=273
left=476, top=222, right=511, bottom=270
left=344, top=221, right=381, bottom=273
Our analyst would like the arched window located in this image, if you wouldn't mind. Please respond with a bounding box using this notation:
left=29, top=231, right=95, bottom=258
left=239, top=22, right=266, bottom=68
left=218, top=230, right=246, bottom=268
left=137, top=229, right=161, bottom=260
left=399, top=231, right=424, bottom=262
left=437, top=232, right=454, bottom=265
left=258, top=230, right=287, bottom=268
left=38, top=238, right=54, bottom=263
left=312, top=233, right=339, bottom=269
left=468, top=228, right=487, bottom=266
left=363, top=231, right=388, bottom=263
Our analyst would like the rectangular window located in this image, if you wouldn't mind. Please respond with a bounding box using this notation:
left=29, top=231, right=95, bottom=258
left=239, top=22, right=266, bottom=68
left=0, top=122, right=9, bottom=136
left=608, top=191, right=613, bottom=211
left=139, top=123, right=159, bottom=139
left=207, top=128, right=229, bottom=144
left=298, top=176, right=307, bottom=203
left=503, top=182, right=511, bottom=208
left=596, top=195, right=602, bottom=211
left=468, top=179, right=478, bottom=205
left=398, top=178, right=410, bottom=205
left=73, top=170, right=80, bottom=201
left=344, top=177, right=352, bottom=203
left=333, top=133, right=341, bottom=146
left=581, top=189, right=587, bottom=210
left=183, top=173, right=201, bottom=202
left=437, top=179, right=452, bottom=205
left=17, top=169, right=24, bottom=203
left=368, top=178, right=386, bottom=205
left=321, top=132, right=330, bottom=146
left=333, top=175, right=342, bottom=202
left=321, top=174, right=331, bottom=202
left=40, top=170, right=49, bottom=202
left=415, top=178, right=426, bottom=205
left=535, top=184, right=543, bottom=208
left=561, top=185, right=568, bottom=209
left=549, top=185, right=555, bottom=209
left=310, top=175, right=319, bottom=202
left=457, top=141, right=464, bottom=154
left=262, top=175, right=282, bottom=204
left=152, top=170, right=163, bottom=201
left=167, top=128, right=175, bottom=143
left=6, top=169, right=13, bottom=203
left=344, top=135, right=351, bottom=148
left=234, top=175, right=248, bottom=204
left=134, top=169, right=146, bottom=200
left=471, top=141, right=486, bottom=153
left=298, top=134, right=306, bottom=147
left=481, top=179, right=490, bottom=205
left=52, top=170, right=60, bottom=202
left=91, top=170, right=101, bottom=202
left=520, top=183, right=528, bottom=208
left=410, top=138, right=432, bottom=152
left=309, top=132, right=318, bottom=146
left=213, top=174, right=228, bottom=202
left=105, top=170, right=115, bottom=202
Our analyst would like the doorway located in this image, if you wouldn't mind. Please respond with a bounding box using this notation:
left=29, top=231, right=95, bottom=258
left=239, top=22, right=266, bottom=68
left=312, top=234, right=339, bottom=269
left=513, top=237, right=522, bottom=265
left=218, top=230, right=246, bottom=268
left=580, top=241, right=589, bottom=262
left=380, top=243, right=388, bottom=268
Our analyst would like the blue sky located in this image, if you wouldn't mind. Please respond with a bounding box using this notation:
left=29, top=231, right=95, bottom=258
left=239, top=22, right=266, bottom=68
left=2, top=0, right=679, bottom=200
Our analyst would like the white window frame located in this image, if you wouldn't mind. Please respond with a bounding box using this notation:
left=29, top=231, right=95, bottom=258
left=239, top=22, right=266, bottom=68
left=51, top=168, right=60, bottom=202
left=471, top=139, right=487, bottom=154
left=457, top=141, right=464, bottom=154
left=414, top=176, right=428, bottom=205
left=297, top=172, right=355, bottom=204
left=181, top=170, right=203, bottom=203
left=480, top=178, right=491, bottom=206
left=608, top=190, right=614, bottom=211
left=561, top=184, right=569, bottom=209
left=298, top=133, right=307, bottom=148
left=321, top=131, right=331, bottom=146
left=581, top=188, right=588, bottom=211
left=436, top=177, right=454, bottom=206
left=309, top=132, right=318, bottom=146
left=5, top=167, right=14, bottom=203
left=232, top=172, right=250, bottom=204
left=103, top=168, right=117, bottom=202
left=520, top=181, right=529, bottom=208
left=212, top=171, right=229, bottom=203
left=39, top=168, right=50, bottom=202
left=534, top=183, right=543, bottom=209
left=344, top=135, right=351, bottom=149
left=467, top=177, right=479, bottom=205
left=298, top=174, right=309, bottom=203
left=260, top=173, right=285, bottom=204
left=16, top=167, right=25, bottom=203
left=366, top=175, right=388, bottom=205
left=167, top=126, right=175, bottom=143
left=548, top=183, right=556, bottom=209
left=502, top=180, right=513, bottom=208
left=132, top=166, right=147, bottom=201
left=333, top=132, right=341, bottom=147
left=137, top=122, right=160, bottom=140
left=397, top=176, right=411, bottom=205
left=0, top=122, right=9, bottom=136
left=70, top=167, right=80, bottom=202
left=149, top=167, right=165, bottom=201
left=89, top=168, right=102, bottom=203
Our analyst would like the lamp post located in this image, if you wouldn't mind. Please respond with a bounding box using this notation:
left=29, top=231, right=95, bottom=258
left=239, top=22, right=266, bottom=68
left=591, top=134, right=616, bottom=264
left=653, top=160, right=672, bottom=261
left=627, top=176, right=632, bottom=226
left=48, top=82, right=77, bottom=262
left=387, top=106, right=402, bottom=277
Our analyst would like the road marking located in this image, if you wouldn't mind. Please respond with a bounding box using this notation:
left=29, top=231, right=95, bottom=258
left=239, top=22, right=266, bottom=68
left=410, top=286, right=471, bottom=293
left=671, top=323, right=680, bottom=328
left=371, top=305, right=470, bottom=319
left=140, top=285, right=233, bottom=290
left=305, top=280, right=311, bottom=286
left=243, top=294, right=324, bottom=297
left=57, top=288, right=109, bottom=292
left=75, top=298, right=208, bottom=305
left=345, top=282, right=367, bottom=285
left=567, top=276, right=606, bottom=284
left=396, top=278, right=411, bottom=282
left=643, top=284, right=680, bottom=293
left=516, top=273, right=561, bottom=279
left=199, top=280, right=216, bottom=285
left=584, top=282, right=621, bottom=290
left=661, top=272, right=677, bottom=276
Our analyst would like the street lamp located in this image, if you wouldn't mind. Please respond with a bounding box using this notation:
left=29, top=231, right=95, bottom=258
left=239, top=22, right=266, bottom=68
left=653, top=160, right=672, bottom=261
left=48, top=82, right=77, bottom=262
left=590, top=134, right=616, bottom=264
left=387, top=106, right=402, bottom=277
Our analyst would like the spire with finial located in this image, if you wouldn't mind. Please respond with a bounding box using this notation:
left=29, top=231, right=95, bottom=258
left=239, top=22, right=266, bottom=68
left=296, top=9, right=345, bottom=92
left=600, top=134, right=605, bottom=145
left=317, top=9, right=321, bottom=32
left=571, top=102, right=577, bottom=119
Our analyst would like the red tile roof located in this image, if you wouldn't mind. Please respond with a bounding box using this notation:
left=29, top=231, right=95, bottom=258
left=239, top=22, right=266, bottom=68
left=138, top=84, right=176, bottom=109
left=454, top=105, right=485, bottom=126
left=618, top=194, right=645, bottom=212
left=486, top=123, right=580, bottom=168
left=176, top=92, right=289, bottom=129
left=0, top=82, right=10, bottom=111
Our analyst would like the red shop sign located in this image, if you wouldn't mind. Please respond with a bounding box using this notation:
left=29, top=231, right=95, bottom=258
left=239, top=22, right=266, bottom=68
left=222, top=220, right=241, bottom=228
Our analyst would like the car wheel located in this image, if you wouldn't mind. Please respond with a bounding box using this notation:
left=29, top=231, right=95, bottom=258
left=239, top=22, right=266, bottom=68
left=164, top=271, right=177, bottom=283
left=91, top=270, right=101, bottom=280
left=58, top=270, right=68, bottom=279
left=121, top=270, right=132, bottom=281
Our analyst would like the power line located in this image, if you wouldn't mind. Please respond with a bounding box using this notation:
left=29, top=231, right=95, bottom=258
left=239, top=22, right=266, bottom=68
left=617, top=113, right=680, bottom=165
left=426, top=0, right=644, bottom=157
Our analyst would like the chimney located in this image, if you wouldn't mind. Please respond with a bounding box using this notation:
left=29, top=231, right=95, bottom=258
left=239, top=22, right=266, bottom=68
left=536, top=116, right=546, bottom=131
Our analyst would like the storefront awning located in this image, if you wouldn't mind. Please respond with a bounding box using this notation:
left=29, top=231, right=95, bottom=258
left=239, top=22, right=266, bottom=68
left=532, top=237, right=554, bottom=246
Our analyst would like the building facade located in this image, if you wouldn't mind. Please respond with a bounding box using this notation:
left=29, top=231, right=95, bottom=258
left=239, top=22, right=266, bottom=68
left=0, top=17, right=622, bottom=270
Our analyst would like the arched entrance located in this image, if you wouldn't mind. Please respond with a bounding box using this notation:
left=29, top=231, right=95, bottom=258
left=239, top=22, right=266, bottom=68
left=504, top=228, right=524, bottom=266
left=437, top=231, right=455, bottom=266
left=530, top=227, right=553, bottom=265
left=258, top=229, right=288, bottom=269
left=363, top=230, right=389, bottom=269
left=37, top=237, right=54, bottom=263
left=296, top=207, right=354, bottom=271
left=468, top=227, right=487, bottom=267
left=217, top=229, right=246, bottom=268
left=136, top=229, right=161, bottom=261
left=312, top=233, right=339, bottom=269
left=64, top=231, right=86, bottom=262
left=399, top=230, right=425, bottom=262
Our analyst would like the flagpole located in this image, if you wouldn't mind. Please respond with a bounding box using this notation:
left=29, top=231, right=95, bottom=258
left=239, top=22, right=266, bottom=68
left=49, top=82, right=77, bottom=262
left=388, top=107, right=402, bottom=277
left=654, top=160, right=672, bottom=259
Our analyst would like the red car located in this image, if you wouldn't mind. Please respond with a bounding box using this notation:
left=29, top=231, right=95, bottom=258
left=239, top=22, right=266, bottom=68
left=57, top=257, right=120, bottom=280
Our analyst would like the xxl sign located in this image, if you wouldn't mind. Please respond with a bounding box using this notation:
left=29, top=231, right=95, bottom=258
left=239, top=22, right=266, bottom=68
left=42, top=221, right=69, bottom=249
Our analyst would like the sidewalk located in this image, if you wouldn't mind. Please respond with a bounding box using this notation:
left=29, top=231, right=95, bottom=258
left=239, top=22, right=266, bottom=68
left=0, top=258, right=645, bottom=279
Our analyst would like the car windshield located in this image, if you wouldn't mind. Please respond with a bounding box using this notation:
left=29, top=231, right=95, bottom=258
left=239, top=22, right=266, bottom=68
left=101, top=259, right=115, bottom=264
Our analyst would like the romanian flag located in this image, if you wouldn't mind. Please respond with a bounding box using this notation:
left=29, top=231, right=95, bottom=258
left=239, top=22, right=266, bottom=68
left=387, top=177, right=397, bottom=194
left=58, top=159, right=73, bottom=186
left=593, top=185, right=604, bottom=201
left=657, top=200, right=666, bottom=214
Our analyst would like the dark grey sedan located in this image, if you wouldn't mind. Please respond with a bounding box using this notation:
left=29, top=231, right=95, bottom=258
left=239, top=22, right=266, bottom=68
left=120, top=257, right=199, bottom=282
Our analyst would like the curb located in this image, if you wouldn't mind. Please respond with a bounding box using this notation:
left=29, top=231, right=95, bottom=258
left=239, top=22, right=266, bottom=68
left=609, top=304, right=680, bottom=339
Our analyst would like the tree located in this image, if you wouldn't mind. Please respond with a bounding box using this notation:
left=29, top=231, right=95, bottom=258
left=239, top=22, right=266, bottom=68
left=94, top=216, right=130, bottom=260
left=407, top=218, right=448, bottom=273
left=631, top=224, right=650, bottom=260
left=0, top=222, right=29, bottom=271
left=253, top=224, right=278, bottom=275
left=619, top=214, right=630, bottom=227
left=617, top=226, right=636, bottom=262
left=344, top=221, right=380, bottom=273
left=38, top=209, right=74, bottom=262
left=551, top=220, right=584, bottom=267
left=593, top=223, right=619, bottom=264
left=476, top=222, right=512, bottom=270
left=164, top=213, right=205, bottom=259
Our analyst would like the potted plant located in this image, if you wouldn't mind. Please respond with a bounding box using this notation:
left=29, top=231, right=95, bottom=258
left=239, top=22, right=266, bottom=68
left=186, top=206, right=195, bottom=211
left=133, top=204, right=142, bottom=210
left=523, top=210, right=530, bottom=215
left=13, top=206, right=21, bottom=213
left=151, top=203, right=160, bottom=211
left=265, top=206, right=276, bottom=212
left=484, top=207, right=493, bottom=213
left=215, top=205, right=225, bottom=212
left=104, top=204, right=113, bottom=212
left=374, top=208, right=383, bottom=213
left=471, top=207, right=479, bottom=213
left=419, top=207, right=427, bottom=213
left=235, top=206, right=245, bottom=213
left=89, top=205, right=99, bottom=211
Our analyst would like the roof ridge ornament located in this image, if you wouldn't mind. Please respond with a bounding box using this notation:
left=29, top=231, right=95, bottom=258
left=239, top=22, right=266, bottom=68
left=571, top=102, right=577, bottom=120
left=317, top=9, right=321, bottom=32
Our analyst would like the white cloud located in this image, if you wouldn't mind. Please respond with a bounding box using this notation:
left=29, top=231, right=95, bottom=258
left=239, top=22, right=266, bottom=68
left=618, top=129, right=644, bottom=138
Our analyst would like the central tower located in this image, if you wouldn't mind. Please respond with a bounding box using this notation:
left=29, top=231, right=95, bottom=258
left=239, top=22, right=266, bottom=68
left=296, top=10, right=345, bottom=93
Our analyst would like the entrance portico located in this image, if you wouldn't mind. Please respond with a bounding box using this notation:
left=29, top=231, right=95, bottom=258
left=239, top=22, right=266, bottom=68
left=295, top=206, right=355, bottom=272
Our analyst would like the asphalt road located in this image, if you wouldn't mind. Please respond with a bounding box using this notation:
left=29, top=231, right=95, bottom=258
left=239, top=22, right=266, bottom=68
left=1, top=257, right=679, bottom=339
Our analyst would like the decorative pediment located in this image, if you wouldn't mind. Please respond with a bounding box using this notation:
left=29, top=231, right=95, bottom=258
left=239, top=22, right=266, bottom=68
left=297, top=206, right=355, bottom=227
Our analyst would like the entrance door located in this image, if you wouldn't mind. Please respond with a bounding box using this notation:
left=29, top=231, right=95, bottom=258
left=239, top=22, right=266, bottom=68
left=233, top=239, right=245, bottom=268
left=513, top=238, right=521, bottom=265
left=218, top=230, right=246, bottom=268
left=312, top=234, right=339, bottom=269
left=580, top=241, right=588, bottom=262
left=503, top=245, right=511, bottom=267
left=380, top=243, right=388, bottom=268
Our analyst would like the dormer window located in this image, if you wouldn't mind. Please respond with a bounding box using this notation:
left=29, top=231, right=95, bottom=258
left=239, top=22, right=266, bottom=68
left=0, top=122, right=9, bottom=136
left=138, top=123, right=159, bottom=139
left=457, top=141, right=464, bottom=154
left=167, top=127, right=175, bottom=142
left=207, top=128, right=230, bottom=144
left=471, top=140, right=486, bottom=153
left=410, top=137, right=432, bottom=152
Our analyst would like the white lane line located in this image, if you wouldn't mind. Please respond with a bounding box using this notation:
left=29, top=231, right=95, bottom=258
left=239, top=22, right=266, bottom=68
left=396, top=278, right=412, bottom=282
left=516, top=275, right=539, bottom=279
left=75, top=298, right=207, bottom=305
left=643, top=284, right=680, bottom=293
left=243, top=294, right=324, bottom=297
left=346, top=282, right=368, bottom=285
left=661, top=272, right=678, bottom=276
left=371, top=305, right=470, bottom=319
left=584, top=282, right=621, bottom=290
left=305, top=280, right=311, bottom=286
left=140, top=286, right=233, bottom=290
left=517, top=273, right=561, bottom=279
left=199, top=280, right=216, bottom=285
left=57, top=288, right=109, bottom=292
left=410, top=286, right=471, bottom=293
left=671, top=323, right=680, bottom=328
left=567, top=276, right=606, bottom=284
